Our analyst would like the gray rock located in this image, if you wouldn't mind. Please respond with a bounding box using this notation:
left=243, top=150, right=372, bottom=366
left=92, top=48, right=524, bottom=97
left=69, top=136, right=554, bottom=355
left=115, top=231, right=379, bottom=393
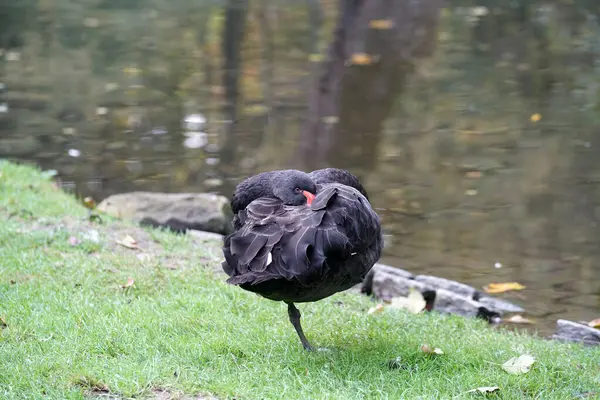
left=361, top=263, right=414, bottom=296
left=370, top=270, right=425, bottom=301
left=98, top=192, right=233, bottom=235
left=372, top=263, right=414, bottom=279
left=0, top=136, right=42, bottom=156
left=551, top=319, right=600, bottom=346
left=414, top=275, right=477, bottom=298
left=432, top=288, right=484, bottom=318
left=477, top=296, right=525, bottom=313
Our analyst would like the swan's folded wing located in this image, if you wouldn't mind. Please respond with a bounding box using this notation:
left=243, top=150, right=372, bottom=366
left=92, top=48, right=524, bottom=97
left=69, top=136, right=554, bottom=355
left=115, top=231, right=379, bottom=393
left=223, top=184, right=382, bottom=287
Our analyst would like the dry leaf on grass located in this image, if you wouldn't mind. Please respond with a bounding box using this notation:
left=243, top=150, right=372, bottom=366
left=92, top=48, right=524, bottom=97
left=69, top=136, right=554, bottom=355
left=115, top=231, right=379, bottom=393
left=421, top=344, right=444, bottom=355
left=0, top=315, right=7, bottom=328
left=83, top=197, right=96, bottom=210
left=483, top=282, right=526, bottom=294
left=502, top=354, right=535, bottom=374
left=367, top=303, right=385, bottom=315
left=504, top=315, right=535, bottom=324
left=389, top=287, right=426, bottom=314
left=121, top=278, right=135, bottom=289
left=466, top=386, right=499, bottom=394
left=116, top=235, right=139, bottom=249
left=588, top=319, right=600, bottom=329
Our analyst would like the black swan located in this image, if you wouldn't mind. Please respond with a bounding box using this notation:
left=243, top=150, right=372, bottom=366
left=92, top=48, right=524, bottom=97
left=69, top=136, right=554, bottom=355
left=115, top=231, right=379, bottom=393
left=221, top=168, right=383, bottom=350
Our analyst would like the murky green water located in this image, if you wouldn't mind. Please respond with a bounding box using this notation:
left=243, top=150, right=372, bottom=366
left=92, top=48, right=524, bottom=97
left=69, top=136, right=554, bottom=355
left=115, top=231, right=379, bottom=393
left=2, top=1, right=599, bottom=335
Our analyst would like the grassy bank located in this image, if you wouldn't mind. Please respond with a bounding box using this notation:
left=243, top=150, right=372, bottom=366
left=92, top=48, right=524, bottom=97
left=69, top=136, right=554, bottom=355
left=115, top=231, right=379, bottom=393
left=0, top=160, right=599, bottom=400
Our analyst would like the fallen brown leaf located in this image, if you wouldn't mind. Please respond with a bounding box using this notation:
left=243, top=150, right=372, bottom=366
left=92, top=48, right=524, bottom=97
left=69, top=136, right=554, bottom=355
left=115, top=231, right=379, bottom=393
left=502, top=354, right=535, bottom=374
left=466, top=386, right=499, bottom=394
left=116, top=235, right=138, bottom=249
left=367, top=303, right=385, bottom=315
left=369, top=19, right=394, bottom=29
left=421, top=344, right=444, bottom=355
left=0, top=315, right=7, bottom=328
left=483, top=282, right=526, bottom=294
left=83, top=197, right=96, bottom=210
left=121, top=277, right=135, bottom=289
left=588, top=319, right=600, bottom=329
left=504, top=315, right=535, bottom=324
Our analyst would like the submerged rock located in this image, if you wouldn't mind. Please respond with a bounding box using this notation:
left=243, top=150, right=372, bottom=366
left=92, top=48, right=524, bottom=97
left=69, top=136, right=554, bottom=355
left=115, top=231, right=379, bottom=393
left=98, top=192, right=233, bottom=235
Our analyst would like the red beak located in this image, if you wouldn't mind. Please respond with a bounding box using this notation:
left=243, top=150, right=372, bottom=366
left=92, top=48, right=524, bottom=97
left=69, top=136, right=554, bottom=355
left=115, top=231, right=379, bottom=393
left=302, top=190, right=316, bottom=206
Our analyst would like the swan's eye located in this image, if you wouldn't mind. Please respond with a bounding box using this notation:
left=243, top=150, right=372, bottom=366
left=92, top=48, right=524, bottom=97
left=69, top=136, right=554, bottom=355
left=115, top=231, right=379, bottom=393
left=294, top=187, right=302, bottom=193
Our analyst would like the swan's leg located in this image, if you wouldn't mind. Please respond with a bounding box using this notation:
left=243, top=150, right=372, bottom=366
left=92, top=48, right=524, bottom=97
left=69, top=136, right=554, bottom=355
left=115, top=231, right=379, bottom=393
left=286, top=302, right=314, bottom=351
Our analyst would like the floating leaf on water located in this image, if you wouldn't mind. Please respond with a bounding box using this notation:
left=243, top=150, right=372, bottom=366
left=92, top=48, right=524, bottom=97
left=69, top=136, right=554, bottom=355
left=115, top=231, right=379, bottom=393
left=504, top=315, right=535, bottom=324
left=588, top=319, right=600, bottom=329
left=322, top=116, right=339, bottom=124
left=530, top=113, right=542, bottom=123
left=96, top=107, right=108, bottom=116
left=116, top=235, right=138, bottom=249
left=421, top=344, right=444, bottom=355
left=6, top=51, right=21, bottom=61
left=369, top=19, right=394, bottom=29
left=389, top=287, right=426, bottom=314
left=502, top=354, right=535, bottom=374
left=349, top=53, right=374, bottom=65
left=308, top=53, right=325, bottom=62
left=243, top=104, right=268, bottom=116
left=483, top=282, right=526, bottom=294
left=465, top=171, right=482, bottom=179
left=466, top=386, right=499, bottom=394
left=121, top=277, right=135, bottom=289
left=123, top=67, right=141, bottom=76
left=83, top=17, right=100, bottom=28
left=367, top=303, right=385, bottom=315
left=183, top=113, right=206, bottom=131
left=68, top=149, right=81, bottom=157
left=465, top=189, right=478, bottom=196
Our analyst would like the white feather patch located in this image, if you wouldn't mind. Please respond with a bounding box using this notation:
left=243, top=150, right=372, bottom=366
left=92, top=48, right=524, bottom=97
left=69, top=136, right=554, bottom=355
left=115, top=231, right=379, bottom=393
left=267, top=252, right=273, bottom=265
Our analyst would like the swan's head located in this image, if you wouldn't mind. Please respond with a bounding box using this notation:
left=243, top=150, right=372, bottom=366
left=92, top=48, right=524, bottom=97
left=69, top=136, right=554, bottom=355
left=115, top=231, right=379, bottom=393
left=272, top=170, right=317, bottom=206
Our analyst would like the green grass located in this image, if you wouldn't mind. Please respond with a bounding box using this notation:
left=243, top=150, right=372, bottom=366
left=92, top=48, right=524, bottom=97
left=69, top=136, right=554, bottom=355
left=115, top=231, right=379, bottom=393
left=0, top=160, right=599, bottom=400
